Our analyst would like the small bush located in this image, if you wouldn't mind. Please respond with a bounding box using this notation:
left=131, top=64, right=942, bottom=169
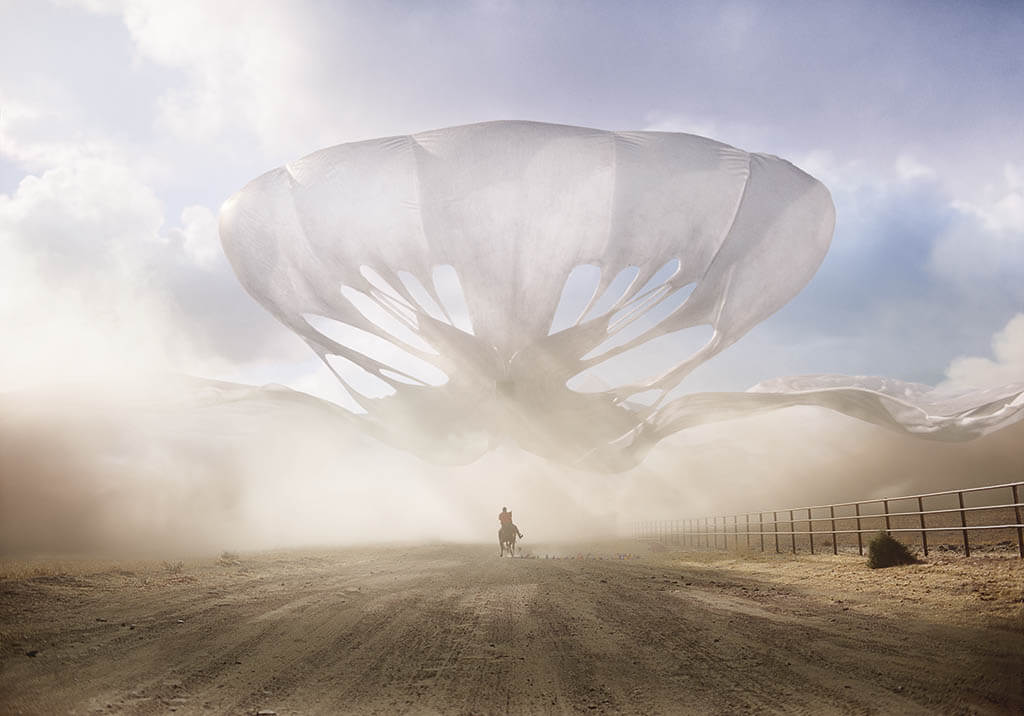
left=867, top=532, right=918, bottom=569
left=161, top=560, right=184, bottom=574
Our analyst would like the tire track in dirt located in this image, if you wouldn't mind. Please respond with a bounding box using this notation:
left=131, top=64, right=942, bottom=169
left=2, top=544, right=1021, bottom=714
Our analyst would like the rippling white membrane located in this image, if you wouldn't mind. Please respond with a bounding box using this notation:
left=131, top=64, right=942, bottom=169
left=220, top=121, right=1024, bottom=471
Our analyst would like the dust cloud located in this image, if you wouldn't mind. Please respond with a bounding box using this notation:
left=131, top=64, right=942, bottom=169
left=625, top=407, right=1024, bottom=519
left=2, top=377, right=1022, bottom=557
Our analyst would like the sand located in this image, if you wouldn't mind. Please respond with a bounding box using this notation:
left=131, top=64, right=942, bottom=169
left=1, top=542, right=1022, bottom=714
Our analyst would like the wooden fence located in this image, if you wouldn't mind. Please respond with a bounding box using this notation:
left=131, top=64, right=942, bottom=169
left=633, top=481, right=1024, bottom=558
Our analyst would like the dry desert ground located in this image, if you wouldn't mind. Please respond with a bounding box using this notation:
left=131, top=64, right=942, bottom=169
left=1, top=542, right=1022, bottom=714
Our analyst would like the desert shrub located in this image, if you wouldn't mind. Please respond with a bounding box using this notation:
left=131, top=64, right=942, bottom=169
left=218, top=551, right=241, bottom=566
left=867, top=532, right=918, bottom=569
left=161, top=560, right=184, bottom=574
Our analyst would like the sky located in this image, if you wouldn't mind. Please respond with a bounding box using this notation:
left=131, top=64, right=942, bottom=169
left=2, top=0, right=1023, bottom=401
left=2, top=2, right=1024, bottom=553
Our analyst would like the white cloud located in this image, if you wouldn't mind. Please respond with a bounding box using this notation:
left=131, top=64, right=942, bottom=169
left=0, top=147, right=344, bottom=402
left=0, top=5, right=345, bottom=400
left=791, top=150, right=875, bottom=195
left=126, top=0, right=308, bottom=144
left=173, top=204, right=219, bottom=269
left=0, top=155, right=202, bottom=389
left=0, top=146, right=314, bottom=392
left=943, top=313, right=1024, bottom=389
left=0, top=92, right=112, bottom=171
left=66, top=0, right=329, bottom=154
left=951, top=163, right=1024, bottom=234
left=929, top=165, right=1024, bottom=292
left=894, top=154, right=936, bottom=183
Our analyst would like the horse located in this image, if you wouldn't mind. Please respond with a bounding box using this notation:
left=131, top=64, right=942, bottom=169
left=499, top=523, right=518, bottom=557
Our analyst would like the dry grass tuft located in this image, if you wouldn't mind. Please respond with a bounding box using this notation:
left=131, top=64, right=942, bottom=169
left=161, top=560, right=184, bottom=574
left=218, top=551, right=241, bottom=566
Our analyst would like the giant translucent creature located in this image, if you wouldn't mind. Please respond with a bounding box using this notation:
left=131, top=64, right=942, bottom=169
left=220, top=121, right=1024, bottom=471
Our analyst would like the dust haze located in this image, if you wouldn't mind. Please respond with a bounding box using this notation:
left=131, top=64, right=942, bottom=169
left=2, top=375, right=1022, bottom=558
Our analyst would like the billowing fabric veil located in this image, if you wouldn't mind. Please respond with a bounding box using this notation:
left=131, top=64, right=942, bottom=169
left=220, top=121, right=1024, bottom=471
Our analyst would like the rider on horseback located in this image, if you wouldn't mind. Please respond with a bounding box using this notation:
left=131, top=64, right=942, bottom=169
left=499, top=507, right=523, bottom=539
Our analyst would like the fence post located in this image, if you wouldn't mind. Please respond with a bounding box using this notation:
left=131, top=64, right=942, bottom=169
left=733, top=515, right=738, bottom=551
left=917, top=496, right=928, bottom=557
left=958, top=491, right=970, bottom=557
left=789, top=509, right=796, bottom=554
left=773, top=511, right=780, bottom=554
left=746, top=514, right=751, bottom=550
left=883, top=499, right=891, bottom=534
left=1013, top=484, right=1023, bottom=559
left=759, top=513, right=765, bottom=552
left=830, top=505, right=837, bottom=555
left=855, top=503, right=863, bottom=556
left=704, top=517, right=709, bottom=550
left=808, top=507, right=815, bottom=555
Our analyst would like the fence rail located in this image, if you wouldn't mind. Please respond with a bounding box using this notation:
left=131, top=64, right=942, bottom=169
left=633, top=481, right=1024, bottom=559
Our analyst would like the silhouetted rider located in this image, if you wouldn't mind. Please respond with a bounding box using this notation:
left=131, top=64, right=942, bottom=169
left=498, top=506, right=523, bottom=539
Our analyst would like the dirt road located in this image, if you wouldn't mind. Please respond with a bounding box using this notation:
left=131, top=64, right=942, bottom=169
left=1, top=544, right=1022, bottom=714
